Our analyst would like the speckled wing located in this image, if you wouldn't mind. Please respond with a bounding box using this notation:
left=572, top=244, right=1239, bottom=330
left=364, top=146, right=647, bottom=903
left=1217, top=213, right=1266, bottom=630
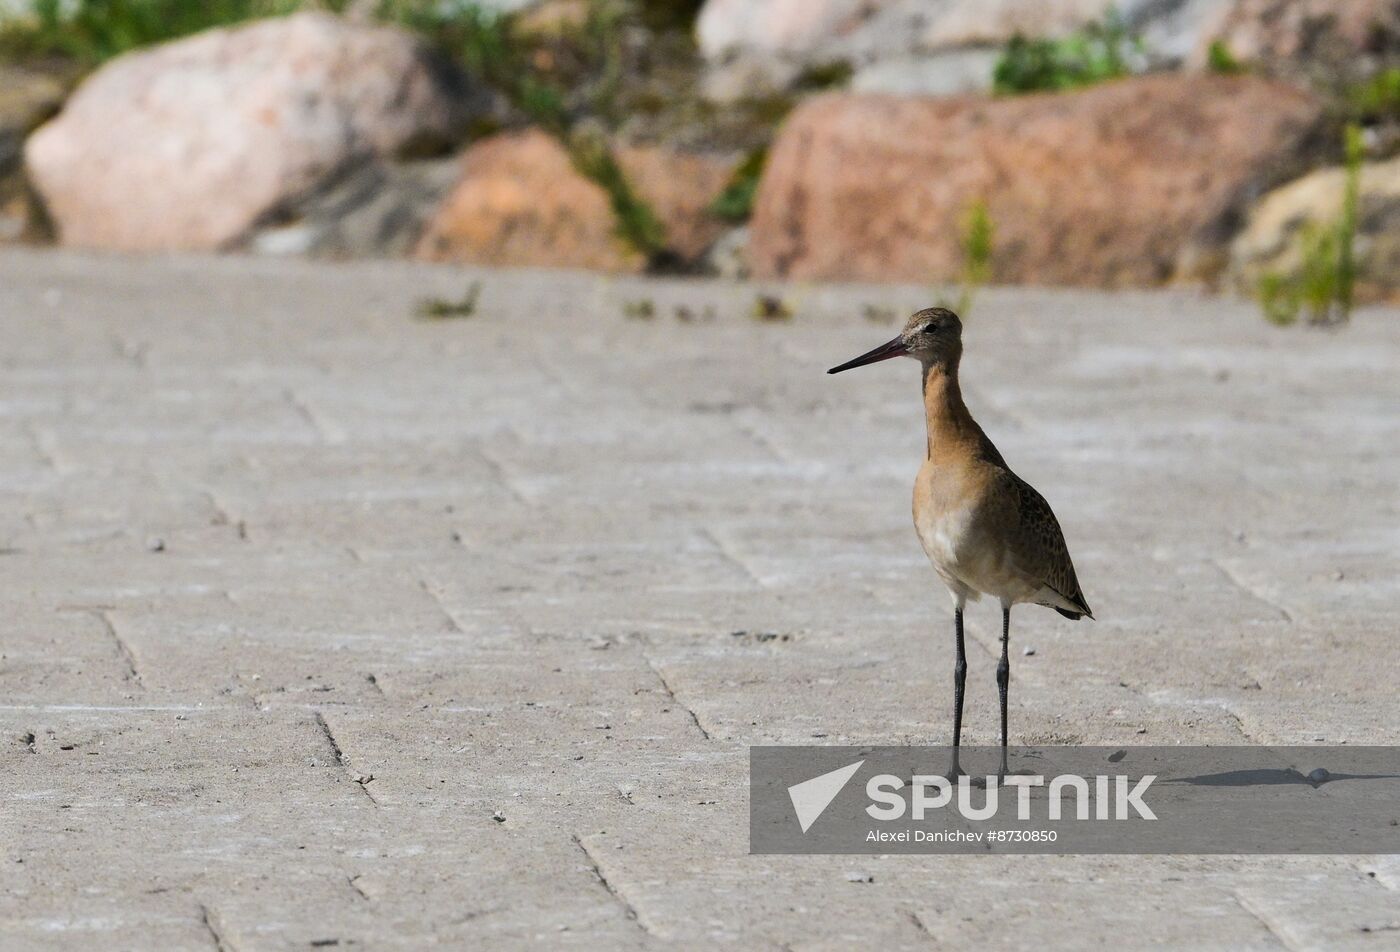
left=1004, top=472, right=1093, bottom=619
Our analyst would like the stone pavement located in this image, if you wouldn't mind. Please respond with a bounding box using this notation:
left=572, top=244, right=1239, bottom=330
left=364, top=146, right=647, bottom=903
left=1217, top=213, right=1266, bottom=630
left=0, top=248, right=1397, bottom=949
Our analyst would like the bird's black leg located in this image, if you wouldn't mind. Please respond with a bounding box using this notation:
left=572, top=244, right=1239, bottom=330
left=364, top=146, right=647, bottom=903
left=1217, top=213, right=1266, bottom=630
left=997, top=605, right=1011, bottom=777
left=951, top=608, right=967, bottom=777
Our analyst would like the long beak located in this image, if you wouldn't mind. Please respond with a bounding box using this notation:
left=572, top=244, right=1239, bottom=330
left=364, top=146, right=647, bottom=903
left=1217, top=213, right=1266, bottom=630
left=827, top=336, right=908, bottom=374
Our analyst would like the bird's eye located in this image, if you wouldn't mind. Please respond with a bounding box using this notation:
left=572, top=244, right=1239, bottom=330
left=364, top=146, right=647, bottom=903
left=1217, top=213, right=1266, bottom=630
left=923, top=324, right=937, bottom=334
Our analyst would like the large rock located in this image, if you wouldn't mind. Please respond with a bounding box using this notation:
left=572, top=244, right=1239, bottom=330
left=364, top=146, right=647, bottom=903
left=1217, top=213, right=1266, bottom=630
left=698, top=0, right=871, bottom=59
left=415, top=129, right=735, bottom=273
left=698, top=0, right=1231, bottom=99
left=920, top=0, right=1136, bottom=48
left=749, top=75, right=1324, bottom=287
left=850, top=50, right=1001, bottom=98
left=1229, top=157, right=1400, bottom=302
left=25, top=12, right=482, bottom=252
left=1192, top=0, right=1400, bottom=80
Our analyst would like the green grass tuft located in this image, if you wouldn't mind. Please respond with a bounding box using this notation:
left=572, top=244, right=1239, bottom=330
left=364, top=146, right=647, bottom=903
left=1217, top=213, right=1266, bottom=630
left=751, top=294, right=792, bottom=322
left=381, top=0, right=674, bottom=265
left=793, top=59, right=853, bottom=92
left=1255, top=124, right=1364, bottom=327
left=1205, top=40, right=1243, bottom=75
left=709, top=147, right=766, bottom=223
left=1345, top=68, right=1400, bottom=123
left=937, top=199, right=995, bottom=317
left=623, top=298, right=656, bottom=320
left=0, top=0, right=336, bottom=65
left=416, top=280, right=483, bottom=320
left=992, top=13, right=1140, bottom=95
left=567, top=129, right=668, bottom=262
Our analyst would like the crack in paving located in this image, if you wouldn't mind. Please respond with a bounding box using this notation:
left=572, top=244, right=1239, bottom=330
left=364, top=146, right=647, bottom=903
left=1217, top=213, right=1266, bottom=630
left=90, top=609, right=143, bottom=689
left=0, top=703, right=211, bottom=712
left=202, top=490, right=247, bottom=541
left=530, top=347, right=588, bottom=402
left=313, top=710, right=379, bottom=806
left=572, top=834, right=653, bottom=937
left=283, top=387, right=344, bottom=443
left=737, top=418, right=793, bottom=464
left=645, top=656, right=712, bottom=741
left=905, top=909, right=935, bottom=943
left=1212, top=700, right=1258, bottom=743
left=476, top=441, right=532, bottom=507
left=1134, top=684, right=1260, bottom=743
left=1234, top=891, right=1303, bottom=952
left=23, top=422, right=66, bottom=474
left=1211, top=559, right=1293, bottom=623
left=199, top=902, right=236, bottom=952
left=1358, top=860, right=1400, bottom=893
left=419, top=578, right=464, bottom=633
left=700, top=526, right=765, bottom=588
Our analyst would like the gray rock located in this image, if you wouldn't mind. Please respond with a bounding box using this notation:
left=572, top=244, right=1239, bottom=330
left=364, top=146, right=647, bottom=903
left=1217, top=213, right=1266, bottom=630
left=1187, top=0, right=1400, bottom=82
left=1123, top=0, right=1234, bottom=66
left=700, top=53, right=804, bottom=104
left=248, top=157, right=461, bottom=259
left=697, top=0, right=1233, bottom=100
left=703, top=225, right=751, bottom=281
left=697, top=0, right=871, bottom=60
left=851, top=49, right=1000, bottom=97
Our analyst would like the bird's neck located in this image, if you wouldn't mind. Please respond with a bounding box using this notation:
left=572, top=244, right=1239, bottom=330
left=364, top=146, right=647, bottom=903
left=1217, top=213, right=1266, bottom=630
left=921, top=357, right=976, bottom=462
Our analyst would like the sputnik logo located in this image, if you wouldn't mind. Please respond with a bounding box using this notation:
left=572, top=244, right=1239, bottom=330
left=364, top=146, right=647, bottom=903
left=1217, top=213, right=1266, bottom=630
left=787, top=760, right=864, bottom=833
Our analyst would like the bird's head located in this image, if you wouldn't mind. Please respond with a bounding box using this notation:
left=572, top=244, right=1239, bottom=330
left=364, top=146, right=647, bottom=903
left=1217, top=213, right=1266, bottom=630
left=827, top=307, right=963, bottom=375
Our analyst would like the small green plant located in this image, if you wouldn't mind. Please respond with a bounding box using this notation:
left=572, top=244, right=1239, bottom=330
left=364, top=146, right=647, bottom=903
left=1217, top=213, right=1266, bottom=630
left=0, top=0, right=327, bottom=65
left=1336, top=124, right=1362, bottom=319
left=751, top=294, right=793, bottom=322
left=1256, top=125, right=1363, bottom=327
left=938, top=199, right=995, bottom=316
left=1205, top=40, right=1243, bottom=75
left=381, top=0, right=674, bottom=267
left=416, top=280, right=482, bottom=320
left=793, top=59, right=853, bottom=92
left=1345, top=68, right=1400, bottom=122
left=635, top=0, right=704, bottom=32
left=960, top=200, right=994, bottom=291
left=673, top=304, right=715, bottom=322
left=992, top=13, right=1141, bottom=94
left=1256, top=273, right=1297, bottom=326
left=710, top=147, right=767, bottom=223
left=567, top=129, right=669, bottom=264
left=623, top=298, right=656, bottom=320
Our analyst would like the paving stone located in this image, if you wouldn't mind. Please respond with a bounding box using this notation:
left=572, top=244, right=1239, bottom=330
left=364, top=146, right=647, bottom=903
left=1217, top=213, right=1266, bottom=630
left=0, top=248, right=1395, bottom=947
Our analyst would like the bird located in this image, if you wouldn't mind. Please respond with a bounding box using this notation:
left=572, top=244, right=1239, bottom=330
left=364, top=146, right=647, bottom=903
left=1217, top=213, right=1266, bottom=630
left=828, top=307, right=1091, bottom=775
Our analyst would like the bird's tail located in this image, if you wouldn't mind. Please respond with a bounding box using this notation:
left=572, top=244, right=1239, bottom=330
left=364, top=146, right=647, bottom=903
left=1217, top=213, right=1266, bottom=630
left=1055, top=594, right=1094, bottom=621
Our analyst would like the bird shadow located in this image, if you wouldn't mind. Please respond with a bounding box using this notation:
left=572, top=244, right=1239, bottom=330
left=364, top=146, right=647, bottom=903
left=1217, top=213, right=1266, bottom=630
left=1161, top=768, right=1400, bottom=789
